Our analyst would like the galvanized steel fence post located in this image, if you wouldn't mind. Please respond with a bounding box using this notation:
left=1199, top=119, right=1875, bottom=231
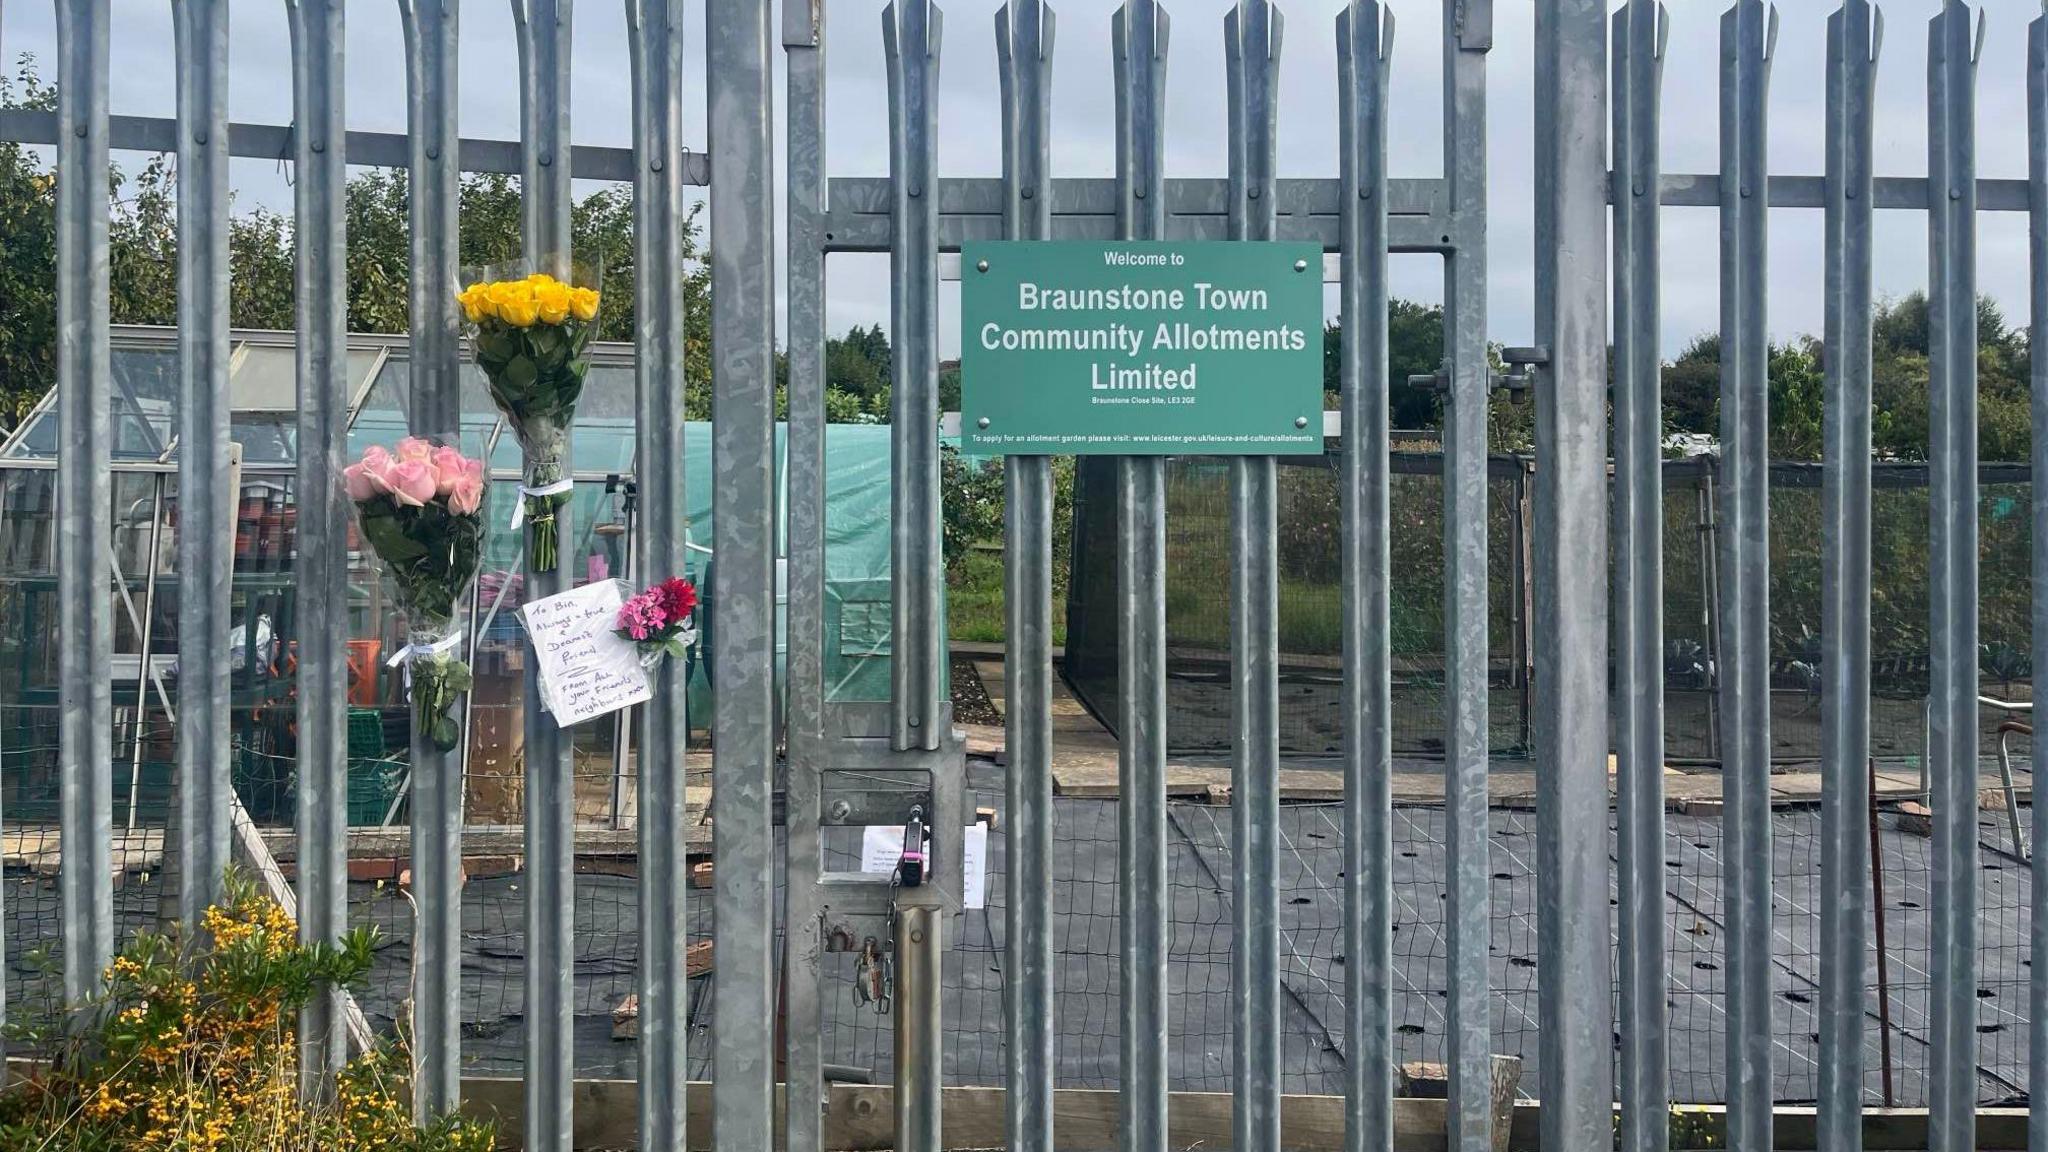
left=1112, top=4, right=1170, bottom=1146
left=2031, top=15, right=2048, bottom=1152
left=1819, top=3, right=1879, bottom=1148
left=513, top=2, right=577, bottom=1147
left=1336, top=6, right=1391, bottom=1150
left=781, top=0, right=828, bottom=1148
left=996, top=4, right=1056, bottom=1151
left=1224, top=5, right=1283, bottom=1148
left=885, top=5, right=949, bottom=1144
left=54, top=0, right=114, bottom=1006
left=888, top=0, right=945, bottom=758
left=1611, top=5, right=1667, bottom=1150
left=627, top=1, right=690, bottom=1146
left=2023, top=11, right=2039, bottom=1147
left=1926, top=6, right=1983, bottom=1150
left=172, top=0, right=232, bottom=929
left=398, top=0, right=466, bottom=1118
left=286, top=0, right=351, bottom=1099
left=1531, top=2, right=1614, bottom=1151
left=1442, top=2, right=1491, bottom=1147
left=708, top=0, right=779, bottom=1144
left=1716, top=6, right=1776, bottom=1148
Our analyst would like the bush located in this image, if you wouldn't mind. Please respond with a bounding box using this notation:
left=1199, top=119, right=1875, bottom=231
left=0, top=872, right=493, bottom=1152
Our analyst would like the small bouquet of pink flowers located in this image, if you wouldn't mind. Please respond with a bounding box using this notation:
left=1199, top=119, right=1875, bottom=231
left=613, top=576, right=699, bottom=667
left=343, top=437, right=487, bottom=751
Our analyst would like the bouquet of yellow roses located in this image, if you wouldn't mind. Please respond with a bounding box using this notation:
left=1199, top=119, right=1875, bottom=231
left=459, top=267, right=601, bottom=572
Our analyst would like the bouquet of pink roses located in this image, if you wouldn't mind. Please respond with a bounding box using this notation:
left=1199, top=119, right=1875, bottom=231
left=613, top=576, right=699, bottom=667
left=343, top=437, right=486, bottom=751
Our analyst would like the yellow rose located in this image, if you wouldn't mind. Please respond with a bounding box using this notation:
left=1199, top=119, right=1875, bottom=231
left=569, top=286, right=600, bottom=322
left=488, top=281, right=532, bottom=316
left=459, top=284, right=491, bottom=323
left=535, top=280, right=572, bottom=324
left=499, top=295, right=540, bottom=327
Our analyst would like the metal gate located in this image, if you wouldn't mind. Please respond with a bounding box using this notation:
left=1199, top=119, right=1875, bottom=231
left=16, top=0, right=2048, bottom=1149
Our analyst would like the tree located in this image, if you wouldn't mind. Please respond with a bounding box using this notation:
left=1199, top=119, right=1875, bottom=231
left=1319, top=299, right=1448, bottom=432
left=0, top=54, right=716, bottom=429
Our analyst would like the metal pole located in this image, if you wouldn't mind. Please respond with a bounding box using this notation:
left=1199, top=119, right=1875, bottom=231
left=1716, top=7, right=1775, bottom=1150
left=1868, top=758, right=1896, bottom=1110
left=1819, top=4, right=1878, bottom=1148
left=628, top=0, right=689, bottom=1146
left=287, top=0, right=351, bottom=1099
left=1699, top=471, right=1722, bottom=763
left=1926, top=6, right=1982, bottom=1149
left=884, top=5, right=946, bottom=1144
left=781, top=0, right=827, bottom=1148
left=1112, top=4, right=1169, bottom=1145
left=1336, top=6, right=1392, bottom=1149
left=1612, top=6, right=1668, bottom=1151
left=2028, top=11, right=2048, bottom=1149
left=1443, top=3, right=1491, bottom=1148
left=173, top=0, right=232, bottom=928
left=887, top=0, right=943, bottom=754
left=1532, top=1, right=1614, bottom=1149
left=125, top=475, right=164, bottom=831
left=708, top=0, right=778, bottom=1143
left=55, top=0, right=113, bottom=1004
left=514, top=2, right=576, bottom=1147
left=1224, top=5, right=1281, bottom=1148
left=894, top=903, right=944, bottom=1152
left=997, top=5, right=1055, bottom=1150
left=398, top=0, right=465, bottom=1118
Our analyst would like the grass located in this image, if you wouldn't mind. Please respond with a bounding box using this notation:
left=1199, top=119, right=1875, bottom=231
left=948, top=548, right=1071, bottom=646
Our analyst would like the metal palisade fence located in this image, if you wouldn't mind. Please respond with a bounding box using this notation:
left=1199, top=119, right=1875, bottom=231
left=13, top=3, right=2047, bottom=1152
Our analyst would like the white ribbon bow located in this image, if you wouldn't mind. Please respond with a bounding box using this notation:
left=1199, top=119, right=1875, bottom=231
left=509, top=477, right=577, bottom=529
left=385, top=630, right=465, bottom=696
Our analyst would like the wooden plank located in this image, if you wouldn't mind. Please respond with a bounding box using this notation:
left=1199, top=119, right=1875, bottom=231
left=227, top=793, right=377, bottom=1057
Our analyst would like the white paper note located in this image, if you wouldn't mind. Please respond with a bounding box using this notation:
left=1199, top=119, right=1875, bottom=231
left=520, top=580, right=652, bottom=727
left=858, top=822, right=989, bottom=911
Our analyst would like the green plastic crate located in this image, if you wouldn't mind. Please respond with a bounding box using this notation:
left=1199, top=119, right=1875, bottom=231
left=346, top=708, right=386, bottom=760
left=346, top=758, right=403, bottom=826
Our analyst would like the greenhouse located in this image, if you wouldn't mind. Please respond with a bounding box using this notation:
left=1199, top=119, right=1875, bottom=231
left=0, top=325, right=902, bottom=832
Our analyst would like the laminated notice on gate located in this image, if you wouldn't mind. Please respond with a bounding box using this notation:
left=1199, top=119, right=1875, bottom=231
left=860, top=823, right=989, bottom=910
left=519, top=579, right=652, bottom=726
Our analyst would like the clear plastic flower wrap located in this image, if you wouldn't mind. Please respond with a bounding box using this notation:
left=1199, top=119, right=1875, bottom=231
left=458, top=257, right=601, bottom=573
left=343, top=435, right=487, bottom=752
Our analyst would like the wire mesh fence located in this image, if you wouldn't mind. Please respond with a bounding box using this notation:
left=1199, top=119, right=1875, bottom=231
left=1065, top=454, right=2038, bottom=765
left=0, top=785, right=2032, bottom=1107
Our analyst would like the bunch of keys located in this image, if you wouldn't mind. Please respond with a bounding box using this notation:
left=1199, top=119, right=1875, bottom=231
left=852, top=936, right=892, bottom=1015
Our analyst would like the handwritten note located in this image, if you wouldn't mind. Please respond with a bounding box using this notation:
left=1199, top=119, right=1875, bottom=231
left=519, top=580, right=652, bottom=727
left=858, top=822, right=989, bottom=910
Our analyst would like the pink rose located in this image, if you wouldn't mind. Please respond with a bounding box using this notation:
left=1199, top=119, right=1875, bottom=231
left=395, top=436, right=434, bottom=463
left=429, top=445, right=468, bottom=495
left=356, top=445, right=396, bottom=495
left=448, top=471, right=486, bottom=516
left=386, top=459, right=438, bottom=507
left=342, top=461, right=378, bottom=502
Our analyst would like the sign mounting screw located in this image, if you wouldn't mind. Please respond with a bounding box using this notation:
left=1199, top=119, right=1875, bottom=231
left=1294, top=416, right=1309, bottom=429
left=976, top=417, right=990, bottom=429
left=1293, top=258, right=1308, bottom=272
left=976, top=259, right=990, bottom=273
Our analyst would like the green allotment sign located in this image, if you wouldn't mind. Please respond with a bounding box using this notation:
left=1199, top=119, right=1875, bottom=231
left=960, top=240, right=1325, bottom=455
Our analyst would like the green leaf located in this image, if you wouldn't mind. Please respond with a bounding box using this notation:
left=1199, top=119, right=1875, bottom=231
left=503, top=353, right=538, bottom=391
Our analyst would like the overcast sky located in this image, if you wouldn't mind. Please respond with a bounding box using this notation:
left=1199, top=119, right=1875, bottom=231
left=3, top=0, right=2045, bottom=360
